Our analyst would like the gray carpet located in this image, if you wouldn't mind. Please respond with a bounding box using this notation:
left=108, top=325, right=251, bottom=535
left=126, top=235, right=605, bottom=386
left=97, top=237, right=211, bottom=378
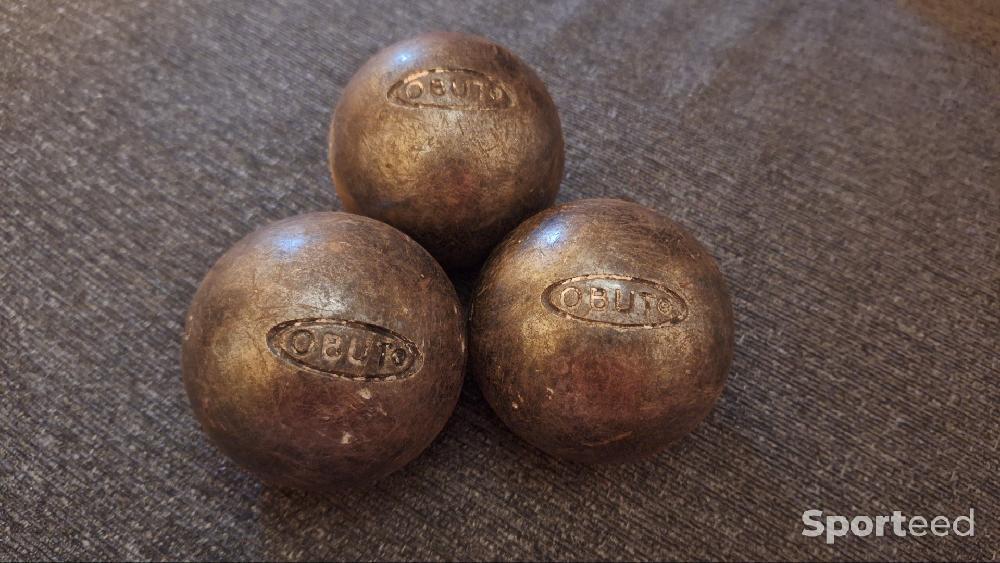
left=2, top=1, right=997, bottom=560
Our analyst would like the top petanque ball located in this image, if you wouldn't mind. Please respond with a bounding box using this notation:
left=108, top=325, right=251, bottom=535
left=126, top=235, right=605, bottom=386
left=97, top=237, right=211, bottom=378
left=329, top=32, right=564, bottom=271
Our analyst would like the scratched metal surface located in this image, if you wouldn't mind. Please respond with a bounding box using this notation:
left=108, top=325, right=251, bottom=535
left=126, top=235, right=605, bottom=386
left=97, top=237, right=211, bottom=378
left=1, top=1, right=997, bottom=560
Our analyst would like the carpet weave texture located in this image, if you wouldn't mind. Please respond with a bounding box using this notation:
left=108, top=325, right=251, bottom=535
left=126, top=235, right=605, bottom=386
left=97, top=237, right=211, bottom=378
left=1, top=1, right=997, bottom=560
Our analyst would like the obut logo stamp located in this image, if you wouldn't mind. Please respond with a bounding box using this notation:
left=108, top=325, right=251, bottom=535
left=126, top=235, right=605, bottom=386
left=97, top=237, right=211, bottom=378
left=267, top=318, right=422, bottom=381
left=388, top=68, right=514, bottom=110
left=543, top=274, right=689, bottom=328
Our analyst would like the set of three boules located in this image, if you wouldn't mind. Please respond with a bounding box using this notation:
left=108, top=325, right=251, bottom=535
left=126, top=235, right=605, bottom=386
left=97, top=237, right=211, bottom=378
left=182, top=32, right=733, bottom=491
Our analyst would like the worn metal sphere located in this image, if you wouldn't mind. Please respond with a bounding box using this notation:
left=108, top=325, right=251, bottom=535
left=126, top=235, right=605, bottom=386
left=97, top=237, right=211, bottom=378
left=329, top=32, right=564, bottom=271
left=182, top=212, right=465, bottom=491
left=470, top=199, right=734, bottom=463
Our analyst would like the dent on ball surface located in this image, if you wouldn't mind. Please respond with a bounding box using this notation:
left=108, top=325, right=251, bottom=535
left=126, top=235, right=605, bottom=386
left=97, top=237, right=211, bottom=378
left=470, top=199, right=734, bottom=463
left=330, top=32, right=564, bottom=271
left=182, top=212, right=466, bottom=491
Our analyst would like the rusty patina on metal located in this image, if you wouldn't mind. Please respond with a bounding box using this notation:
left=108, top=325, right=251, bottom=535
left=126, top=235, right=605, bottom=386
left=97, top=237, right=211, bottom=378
left=329, top=32, right=564, bottom=271
left=470, top=199, right=734, bottom=463
left=182, top=212, right=466, bottom=491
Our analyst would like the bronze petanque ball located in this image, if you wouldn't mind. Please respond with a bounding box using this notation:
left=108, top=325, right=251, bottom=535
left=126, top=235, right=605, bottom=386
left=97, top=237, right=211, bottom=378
left=470, top=199, right=734, bottom=463
left=181, top=212, right=465, bottom=491
left=329, top=32, right=564, bottom=271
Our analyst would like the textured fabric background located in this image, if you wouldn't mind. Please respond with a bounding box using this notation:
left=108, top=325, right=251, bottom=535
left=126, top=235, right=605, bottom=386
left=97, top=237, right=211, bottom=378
left=2, top=1, right=997, bottom=560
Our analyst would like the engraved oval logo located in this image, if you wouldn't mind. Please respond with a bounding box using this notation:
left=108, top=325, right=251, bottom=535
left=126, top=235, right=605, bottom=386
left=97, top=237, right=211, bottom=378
left=388, top=68, right=514, bottom=110
left=543, top=275, right=689, bottom=328
left=267, top=318, right=423, bottom=381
